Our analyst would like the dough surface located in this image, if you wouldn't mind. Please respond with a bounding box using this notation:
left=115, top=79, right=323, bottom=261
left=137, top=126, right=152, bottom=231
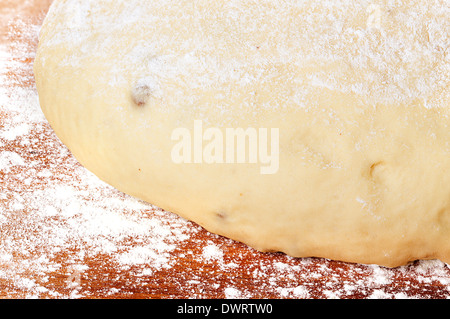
left=34, top=0, right=449, bottom=267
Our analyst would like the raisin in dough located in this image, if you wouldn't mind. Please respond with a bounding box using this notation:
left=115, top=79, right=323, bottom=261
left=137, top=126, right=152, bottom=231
left=34, top=0, right=449, bottom=267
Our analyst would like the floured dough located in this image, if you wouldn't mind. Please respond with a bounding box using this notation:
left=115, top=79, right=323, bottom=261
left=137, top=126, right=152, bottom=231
left=34, top=0, right=449, bottom=267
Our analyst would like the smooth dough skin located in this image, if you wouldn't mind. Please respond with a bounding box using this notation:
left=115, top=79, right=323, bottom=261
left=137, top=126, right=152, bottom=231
left=34, top=0, right=449, bottom=267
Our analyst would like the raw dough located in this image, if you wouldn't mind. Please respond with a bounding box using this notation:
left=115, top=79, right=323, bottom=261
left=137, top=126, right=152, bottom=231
left=34, top=0, right=449, bottom=267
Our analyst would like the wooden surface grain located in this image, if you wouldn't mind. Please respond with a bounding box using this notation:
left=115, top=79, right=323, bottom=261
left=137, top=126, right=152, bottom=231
left=1, top=0, right=450, bottom=299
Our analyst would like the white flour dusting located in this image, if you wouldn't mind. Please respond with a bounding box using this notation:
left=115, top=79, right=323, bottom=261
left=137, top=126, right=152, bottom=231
left=40, top=0, right=449, bottom=111
left=1, top=2, right=450, bottom=299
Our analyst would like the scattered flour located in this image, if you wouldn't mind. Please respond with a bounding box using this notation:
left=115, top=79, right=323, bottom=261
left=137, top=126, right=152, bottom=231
left=224, top=287, right=245, bottom=299
left=202, top=243, right=224, bottom=262
left=0, top=151, right=25, bottom=172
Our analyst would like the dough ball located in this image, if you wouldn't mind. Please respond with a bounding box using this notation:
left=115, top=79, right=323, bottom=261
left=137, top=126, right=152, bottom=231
left=34, top=0, right=450, bottom=267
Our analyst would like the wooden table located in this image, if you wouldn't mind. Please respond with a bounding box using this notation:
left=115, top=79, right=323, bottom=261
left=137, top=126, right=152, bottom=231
left=1, top=0, right=450, bottom=299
